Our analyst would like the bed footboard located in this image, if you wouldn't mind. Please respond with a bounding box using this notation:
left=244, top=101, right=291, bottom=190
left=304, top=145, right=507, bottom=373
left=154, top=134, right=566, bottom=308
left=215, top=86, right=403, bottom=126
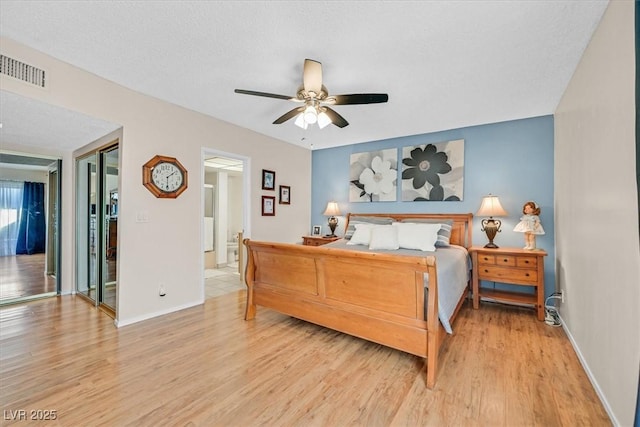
left=243, top=239, right=442, bottom=388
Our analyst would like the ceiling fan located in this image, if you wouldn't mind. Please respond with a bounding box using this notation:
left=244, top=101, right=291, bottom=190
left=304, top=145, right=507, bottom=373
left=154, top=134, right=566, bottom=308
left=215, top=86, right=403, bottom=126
left=234, top=59, right=388, bottom=129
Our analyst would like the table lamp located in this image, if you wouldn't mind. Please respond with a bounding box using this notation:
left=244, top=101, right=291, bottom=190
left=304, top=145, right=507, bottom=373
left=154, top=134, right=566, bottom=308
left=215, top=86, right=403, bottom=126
left=476, top=194, right=508, bottom=248
left=323, top=201, right=341, bottom=237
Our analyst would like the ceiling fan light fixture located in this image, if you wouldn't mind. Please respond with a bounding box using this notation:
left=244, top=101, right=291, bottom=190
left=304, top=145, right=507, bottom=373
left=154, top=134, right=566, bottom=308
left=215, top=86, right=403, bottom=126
left=235, top=59, right=388, bottom=130
left=303, top=105, right=318, bottom=124
left=317, top=111, right=332, bottom=129
left=294, top=113, right=308, bottom=129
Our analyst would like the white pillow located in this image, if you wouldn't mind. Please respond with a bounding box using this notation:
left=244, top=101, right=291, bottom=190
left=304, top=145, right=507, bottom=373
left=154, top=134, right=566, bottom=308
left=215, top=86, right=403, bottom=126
left=368, top=225, right=399, bottom=250
left=401, top=219, right=453, bottom=247
left=393, top=222, right=442, bottom=252
left=347, top=223, right=374, bottom=245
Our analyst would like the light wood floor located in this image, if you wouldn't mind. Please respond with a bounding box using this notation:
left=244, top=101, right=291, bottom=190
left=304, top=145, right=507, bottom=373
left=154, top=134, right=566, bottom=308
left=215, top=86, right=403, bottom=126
left=0, top=293, right=610, bottom=426
left=0, top=254, right=56, bottom=303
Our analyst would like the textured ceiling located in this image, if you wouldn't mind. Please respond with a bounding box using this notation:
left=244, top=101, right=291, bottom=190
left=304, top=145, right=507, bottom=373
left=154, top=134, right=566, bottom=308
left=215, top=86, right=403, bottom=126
left=0, top=90, right=121, bottom=152
left=0, top=1, right=608, bottom=152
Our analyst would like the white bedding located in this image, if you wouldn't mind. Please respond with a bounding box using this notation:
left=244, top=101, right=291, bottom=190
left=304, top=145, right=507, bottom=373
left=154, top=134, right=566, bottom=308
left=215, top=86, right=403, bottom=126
left=324, top=239, right=470, bottom=334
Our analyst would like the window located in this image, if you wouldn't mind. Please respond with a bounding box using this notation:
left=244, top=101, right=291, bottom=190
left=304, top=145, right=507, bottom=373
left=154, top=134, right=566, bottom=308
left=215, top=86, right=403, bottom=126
left=0, top=180, right=24, bottom=256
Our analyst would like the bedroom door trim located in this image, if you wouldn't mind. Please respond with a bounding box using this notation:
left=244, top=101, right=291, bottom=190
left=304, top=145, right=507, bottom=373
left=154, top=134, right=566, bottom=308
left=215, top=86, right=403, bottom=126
left=201, top=148, right=250, bottom=300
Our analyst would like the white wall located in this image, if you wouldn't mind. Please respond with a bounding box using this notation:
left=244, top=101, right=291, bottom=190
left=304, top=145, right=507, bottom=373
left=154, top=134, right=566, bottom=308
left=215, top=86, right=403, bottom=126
left=554, top=2, right=639, bottom=425
left=228, top=174, right=243, bottom=241
left=1, top=37, right=311, bottom=326
left=215, top=171, right=229, bottom=265
left=1, top=167, right=49, bottom=183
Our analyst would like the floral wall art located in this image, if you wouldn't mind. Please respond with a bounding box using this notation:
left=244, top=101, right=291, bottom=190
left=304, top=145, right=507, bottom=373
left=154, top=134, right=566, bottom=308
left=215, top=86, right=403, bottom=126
left=401, top=139, right=464, bottom=201
left=349, top=149, right=397, bottom=202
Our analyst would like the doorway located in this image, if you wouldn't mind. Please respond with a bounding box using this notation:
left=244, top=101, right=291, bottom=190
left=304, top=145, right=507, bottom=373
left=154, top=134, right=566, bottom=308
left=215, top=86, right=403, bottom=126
left=202, top=152, right=249, bottom=299
left=0, top=153, right=61, bottom=305
left=75, top=142, right=118, bottom=316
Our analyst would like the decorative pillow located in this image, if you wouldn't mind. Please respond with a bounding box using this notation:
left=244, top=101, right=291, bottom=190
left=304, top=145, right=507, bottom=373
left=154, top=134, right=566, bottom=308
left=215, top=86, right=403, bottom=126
left=394, top=222, right=442, bottom=252
left=344, top=216, right=395, bottom=239
left=401, top=219, right=453, bottom=247
left=368, top=225, right=399, bottom=250
left=346, top=223, right=375, bottom=245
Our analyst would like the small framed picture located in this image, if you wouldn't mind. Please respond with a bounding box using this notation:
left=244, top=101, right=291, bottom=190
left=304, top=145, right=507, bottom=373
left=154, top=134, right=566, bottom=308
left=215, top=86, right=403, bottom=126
left=262, top=195, right=275, bottom=216
left=312, top=225, right=322, bottom=236
left=262, top=169, right=275, bottom=190
left=279, top=185, right=290, bottom=205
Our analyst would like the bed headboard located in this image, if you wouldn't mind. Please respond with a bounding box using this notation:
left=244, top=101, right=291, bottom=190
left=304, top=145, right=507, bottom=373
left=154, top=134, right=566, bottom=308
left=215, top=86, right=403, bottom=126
left=344, top=213, right=473, bottom=249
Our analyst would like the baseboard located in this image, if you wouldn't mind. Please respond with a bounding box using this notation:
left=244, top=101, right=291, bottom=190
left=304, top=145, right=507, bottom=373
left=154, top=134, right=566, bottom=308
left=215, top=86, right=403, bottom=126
left=0, top=292, right=57, bottom=306
left=559, top=313, right=618, bottom=425
left=114, top=299, right=203, bottom=328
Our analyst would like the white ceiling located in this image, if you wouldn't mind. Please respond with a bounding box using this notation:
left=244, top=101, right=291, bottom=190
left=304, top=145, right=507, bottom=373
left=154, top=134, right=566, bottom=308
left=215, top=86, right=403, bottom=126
left=0, top=1, right=609, bottom=152
left=0, top=90, right=121, bottom=151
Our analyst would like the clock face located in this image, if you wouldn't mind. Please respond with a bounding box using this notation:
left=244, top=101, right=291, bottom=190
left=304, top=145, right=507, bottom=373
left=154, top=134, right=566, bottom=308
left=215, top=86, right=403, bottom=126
left=143, top=155, right=188, bottom=198
left=152, top=162, right=184, bottom=193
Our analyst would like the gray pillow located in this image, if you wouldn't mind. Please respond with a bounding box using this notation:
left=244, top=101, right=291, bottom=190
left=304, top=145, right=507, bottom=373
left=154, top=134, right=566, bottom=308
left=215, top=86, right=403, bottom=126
left=344, top=216, right=394, bottom=239
left=400, top=218, right=453, bottom=247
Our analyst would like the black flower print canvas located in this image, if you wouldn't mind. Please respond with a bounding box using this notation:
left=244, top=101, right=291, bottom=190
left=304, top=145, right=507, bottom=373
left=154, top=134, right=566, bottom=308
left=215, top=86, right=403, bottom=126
left=401, top=139, right=464, bottom=201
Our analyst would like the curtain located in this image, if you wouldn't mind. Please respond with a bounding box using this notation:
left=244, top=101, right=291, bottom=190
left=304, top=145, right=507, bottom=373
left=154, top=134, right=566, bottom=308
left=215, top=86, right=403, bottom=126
left=15, top=181, right=46, bottom=255
left=0, top=180, right=25, bottom=256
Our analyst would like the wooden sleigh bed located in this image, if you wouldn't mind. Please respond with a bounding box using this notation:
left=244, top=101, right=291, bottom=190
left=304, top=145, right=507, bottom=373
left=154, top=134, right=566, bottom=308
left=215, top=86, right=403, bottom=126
left=243, top=213, right=473, bottom=388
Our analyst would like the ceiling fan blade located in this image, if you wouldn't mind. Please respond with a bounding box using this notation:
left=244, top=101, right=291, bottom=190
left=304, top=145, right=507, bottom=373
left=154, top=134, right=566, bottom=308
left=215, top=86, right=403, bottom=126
left=329, top=93, right=389, bottom=105
left=303, top=59, right=323, bottom=95
left=234, top=89, right=294, bottom=101
left=323, top=107, right=349, bottom=128
left=273, top=107, right=304, bottom=124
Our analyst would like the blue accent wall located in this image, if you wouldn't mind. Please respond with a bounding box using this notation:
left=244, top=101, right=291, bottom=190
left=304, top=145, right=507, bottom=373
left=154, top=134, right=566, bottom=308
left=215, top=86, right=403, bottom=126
left=311, top=115, right=556, bottom=298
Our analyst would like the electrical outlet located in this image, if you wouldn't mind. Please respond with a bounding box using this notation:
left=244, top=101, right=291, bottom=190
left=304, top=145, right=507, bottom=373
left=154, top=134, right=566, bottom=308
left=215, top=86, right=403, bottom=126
left=159, top=285, right=166, bottom=297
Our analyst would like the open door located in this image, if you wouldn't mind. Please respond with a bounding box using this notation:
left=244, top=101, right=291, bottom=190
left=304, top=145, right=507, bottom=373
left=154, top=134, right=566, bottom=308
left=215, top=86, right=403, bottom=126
left=0, top=153, right=60, bottom=305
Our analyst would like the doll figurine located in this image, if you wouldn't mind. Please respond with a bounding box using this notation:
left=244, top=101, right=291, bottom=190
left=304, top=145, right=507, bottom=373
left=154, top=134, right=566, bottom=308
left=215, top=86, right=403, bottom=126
left=513, top=201, right=545, bottom=250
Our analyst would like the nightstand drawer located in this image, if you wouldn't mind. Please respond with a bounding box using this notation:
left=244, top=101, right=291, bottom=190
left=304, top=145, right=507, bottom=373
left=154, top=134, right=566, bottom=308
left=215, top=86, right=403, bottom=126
left=302, top=236, right=339, bottom=246
left=477, top=266, right=537, bottom=285
left=477, top=254, right=496, bottom=265
left=516, top=256, right=537, bottom=268
left=494, top=255, right=517, bottom=267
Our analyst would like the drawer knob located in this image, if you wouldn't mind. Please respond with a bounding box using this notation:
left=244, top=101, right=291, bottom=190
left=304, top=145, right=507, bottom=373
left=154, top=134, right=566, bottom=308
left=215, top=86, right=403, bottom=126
left=483, top=257, right=489, bottom=261
left=525, top=273, right=530, bottom=277
left=524, top=260, right=530, bottom=264
left=502, top=259, right=508, bottom=262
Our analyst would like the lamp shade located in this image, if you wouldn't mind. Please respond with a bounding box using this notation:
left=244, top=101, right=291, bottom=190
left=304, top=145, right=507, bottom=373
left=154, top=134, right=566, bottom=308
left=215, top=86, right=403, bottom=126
left=476, top=195, right=507, bottom=217
left=317, top=111, right=332, bottom=129
left=323, top=201, right=341, bottom=216
left=294, top=113, right=308, bottom=129
left=303, top=105, right=318, bottom=124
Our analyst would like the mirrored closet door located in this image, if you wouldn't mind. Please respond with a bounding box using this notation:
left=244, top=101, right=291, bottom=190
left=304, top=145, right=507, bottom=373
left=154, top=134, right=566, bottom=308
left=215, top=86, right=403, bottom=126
left=75, top=143, right=118, bottom=316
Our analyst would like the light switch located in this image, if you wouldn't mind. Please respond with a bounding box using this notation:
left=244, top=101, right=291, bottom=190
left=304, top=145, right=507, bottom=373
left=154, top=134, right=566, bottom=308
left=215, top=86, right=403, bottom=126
left=136, top=210, right=149, bottom=223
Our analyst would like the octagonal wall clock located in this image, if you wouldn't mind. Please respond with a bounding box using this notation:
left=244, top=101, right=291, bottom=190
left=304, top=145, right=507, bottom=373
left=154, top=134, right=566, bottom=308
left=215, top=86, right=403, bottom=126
left=142, top=155, right=188, bottom=198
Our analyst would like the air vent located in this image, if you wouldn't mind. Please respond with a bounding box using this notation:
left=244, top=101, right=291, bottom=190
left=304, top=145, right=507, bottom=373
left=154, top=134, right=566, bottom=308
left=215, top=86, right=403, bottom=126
left=0, top=55, right=46, bottom=88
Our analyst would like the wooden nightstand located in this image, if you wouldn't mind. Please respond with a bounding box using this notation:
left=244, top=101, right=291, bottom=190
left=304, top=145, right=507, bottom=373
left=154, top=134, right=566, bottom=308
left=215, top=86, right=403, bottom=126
left=470, top=246, right=547, bottom=321
left=302, top=235, right=340, bottom=246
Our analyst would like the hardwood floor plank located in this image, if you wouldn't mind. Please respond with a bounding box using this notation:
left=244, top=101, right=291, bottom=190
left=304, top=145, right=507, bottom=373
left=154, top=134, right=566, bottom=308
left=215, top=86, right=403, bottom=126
left=0, top=254, right=56, bottom=303
left=0, top=293, right=611, bottom=426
